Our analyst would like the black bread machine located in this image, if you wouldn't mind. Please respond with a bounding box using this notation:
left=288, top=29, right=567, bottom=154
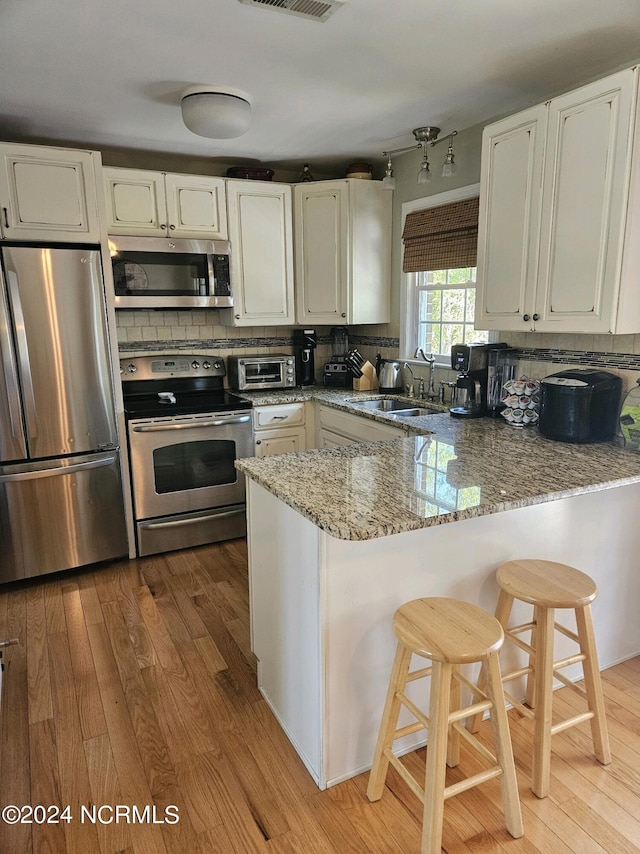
left=538, top=369, right=622, bottom=443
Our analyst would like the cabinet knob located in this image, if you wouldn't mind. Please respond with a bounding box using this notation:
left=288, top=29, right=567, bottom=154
left=341, top=312, right=346, bottom=318
left=523, top=314, right=530, bottom=322
left=235, top=314, right=240, bottom=319
left=169, top=224, right=176, bottom=230
left=160, top=223, right=167, bottom=230
left=532, top=313, right=540, bottom=321
left=256, top=439, right=262, bottom=445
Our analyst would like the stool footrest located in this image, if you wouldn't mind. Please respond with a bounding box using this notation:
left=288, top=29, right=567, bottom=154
left=397, top=691, right=430, bottom=731
left=406, top=665, right=433, bottom=683
left=553, top=652, right=586, bottom=672
left=504, top=630, right=534, bottom=656
left=444, top=766, right=504, bottom=800
left=503, top=689, right=535, bottom=720
left=452, top=720, right=498, bottom=766
left=554, top=622, right=579, bottom=644
left=502, top=664, right=533, bottom=684
left=551, top=710, right=594, bottom=736
left=383, top=748, right=426, bottom=804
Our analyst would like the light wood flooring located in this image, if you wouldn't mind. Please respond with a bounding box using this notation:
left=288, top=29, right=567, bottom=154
left=0, top=539, right=639, bottom=853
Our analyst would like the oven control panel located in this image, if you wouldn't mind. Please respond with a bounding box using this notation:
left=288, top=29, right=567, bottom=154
left=120, top=355, right=225, bottom=380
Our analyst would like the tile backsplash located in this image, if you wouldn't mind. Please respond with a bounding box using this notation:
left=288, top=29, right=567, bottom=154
left=115, top=311, right=640, bottom=395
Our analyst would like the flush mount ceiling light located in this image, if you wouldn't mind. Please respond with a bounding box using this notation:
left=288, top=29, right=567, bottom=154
left=382, top=126, right=458, bottom=190
left=180, top=87, right=252, bottom=139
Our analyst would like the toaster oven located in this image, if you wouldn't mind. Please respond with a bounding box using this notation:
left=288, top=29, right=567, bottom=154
left=227, top=354, right=296, bottom=390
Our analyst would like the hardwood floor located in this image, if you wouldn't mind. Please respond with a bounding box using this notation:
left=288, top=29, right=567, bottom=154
left=1, top=540, right=639, bottom=853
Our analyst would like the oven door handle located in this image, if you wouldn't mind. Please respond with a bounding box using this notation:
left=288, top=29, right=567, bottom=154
left=140, top=507, right=245, bottom=530
left=131, top=415, right=251, bottom=432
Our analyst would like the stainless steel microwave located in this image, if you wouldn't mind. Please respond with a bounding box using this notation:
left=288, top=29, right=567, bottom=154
left=109, top=236, right=232, bottom=309
left=227, top=355, right=296, bottom=390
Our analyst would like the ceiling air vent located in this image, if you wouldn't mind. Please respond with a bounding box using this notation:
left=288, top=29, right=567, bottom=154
left=238, top=0, right=344, bottom=22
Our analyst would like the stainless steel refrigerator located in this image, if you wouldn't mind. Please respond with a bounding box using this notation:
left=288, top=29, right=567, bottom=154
left=0, top=244, right=128, bottom=583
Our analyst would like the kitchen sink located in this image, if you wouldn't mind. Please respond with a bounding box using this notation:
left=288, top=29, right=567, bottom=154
left=354, top=398, right=441, bottom=417
left=388, top=407, right=437, bottom=418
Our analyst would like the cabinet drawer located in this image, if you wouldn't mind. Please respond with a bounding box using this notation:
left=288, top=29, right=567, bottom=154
left=253, top=403, right=305, bottom=430
left=318, top=405, right=404, bottom=442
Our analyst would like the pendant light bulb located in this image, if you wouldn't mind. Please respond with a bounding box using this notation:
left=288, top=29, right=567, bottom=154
left=382, top=154, right=395, bottom=190
left=417, top=149, right=431, bottom=185
left=442, top=136, right=458, bottom=177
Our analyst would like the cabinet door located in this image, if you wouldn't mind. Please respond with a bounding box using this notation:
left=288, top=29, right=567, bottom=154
left=0, top=144, right=101, bottom=241
left=475, top=105, right=546, bottom=331
left=102, top=168, right=167, bottom=235
left=534, top=69, right=635, bottom=333
left=255, top=427, right=306, bottom=457
left=295, top=181, right=348, bottom=324
left=227, top=180, right=295, bottom=326
left=164, top=174, right=227, bottom=239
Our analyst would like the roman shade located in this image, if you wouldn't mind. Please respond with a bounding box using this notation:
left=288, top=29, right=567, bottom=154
left=402, top=196, right=479, bottom=273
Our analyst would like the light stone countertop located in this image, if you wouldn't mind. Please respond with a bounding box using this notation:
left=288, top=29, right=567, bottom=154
left=235, top=386, right=640, bottom=540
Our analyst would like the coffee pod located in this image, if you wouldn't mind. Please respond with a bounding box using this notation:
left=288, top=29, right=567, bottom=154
left=503, top=380, right=516, bottom=394
left=523, top=409, right=535, bottom=424
left=506, top=394, right=520, bottom=407
left=525, top=381, right=538, bottom=395
left=501, top=407, right=513, bottom=421
left=519, top=395, right=531, bottom=408
left=514, top=380, right=526, bottom=394
left=511, top=408, right=524, bottom=422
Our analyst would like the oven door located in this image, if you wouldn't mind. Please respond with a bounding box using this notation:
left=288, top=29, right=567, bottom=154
left=127, top=410, right=253, bottom=519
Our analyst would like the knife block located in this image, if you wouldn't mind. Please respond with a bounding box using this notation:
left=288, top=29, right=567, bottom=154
left=352, top=361, right=378, bottom=391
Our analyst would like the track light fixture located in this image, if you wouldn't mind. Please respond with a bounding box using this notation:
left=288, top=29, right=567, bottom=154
left=381, top=127, right=458, bottom=190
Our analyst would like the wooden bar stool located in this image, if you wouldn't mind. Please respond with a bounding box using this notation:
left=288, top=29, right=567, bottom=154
left=469, top=559, right=611, bottom=799
left=367, top=597, right=523, bottom=854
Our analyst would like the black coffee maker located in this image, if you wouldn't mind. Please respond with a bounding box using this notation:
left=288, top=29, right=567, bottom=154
left=449, top=343, right=488, bottom=418
left=293, top=328, right=316, bottom=386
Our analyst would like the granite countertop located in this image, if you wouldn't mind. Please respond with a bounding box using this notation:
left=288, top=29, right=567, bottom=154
left=235, top=387, right=640, bottom=541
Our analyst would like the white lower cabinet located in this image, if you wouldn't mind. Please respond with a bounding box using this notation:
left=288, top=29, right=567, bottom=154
left=253, top=403, right=306, bottom=457
left=316, top=404, right=405, bottom=447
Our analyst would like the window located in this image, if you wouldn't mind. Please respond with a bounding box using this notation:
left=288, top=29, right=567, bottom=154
left=400, top=185, right=490, bottom=364
left=410, top=266, right=488, bottom=361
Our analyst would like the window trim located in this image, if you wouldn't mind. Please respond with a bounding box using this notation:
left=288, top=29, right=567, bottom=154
left=400, top=183, right=484, bottom=366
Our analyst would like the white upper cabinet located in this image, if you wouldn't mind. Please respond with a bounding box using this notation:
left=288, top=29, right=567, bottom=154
left=476, top=67, right=640, bottom=334
left=225, top=180, right=295, bottom=326
left=102, top=168, right=227, bottom=239
left=0, top=143, right=101, bottom=242
left=294, top=180, right=392, bottom=325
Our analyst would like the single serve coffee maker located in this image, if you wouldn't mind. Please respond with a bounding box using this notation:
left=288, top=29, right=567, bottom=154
left=293, top=328, right=316, bottom=386
left=450, top=343, right=488, bottom=418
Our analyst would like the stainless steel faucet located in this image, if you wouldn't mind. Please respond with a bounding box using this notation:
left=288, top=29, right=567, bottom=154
left=403, top=361, right=414, bottom=396
left=413, top=348, right=437, bottom=400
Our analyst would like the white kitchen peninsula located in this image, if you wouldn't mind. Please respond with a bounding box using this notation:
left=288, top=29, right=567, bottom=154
left=236, top=413, right=640, bottom=789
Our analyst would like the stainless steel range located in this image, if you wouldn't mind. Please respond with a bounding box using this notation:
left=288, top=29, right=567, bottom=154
left=121, top=355, right=253, bottom=557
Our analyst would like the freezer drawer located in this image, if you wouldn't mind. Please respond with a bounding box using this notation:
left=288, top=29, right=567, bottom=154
left=0, top=451, right=127, bottom=583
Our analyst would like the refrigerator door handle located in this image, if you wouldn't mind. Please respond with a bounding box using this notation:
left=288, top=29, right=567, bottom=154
left=0, top=453, right=118, bottom=484
left=0, top=271, right=24, bottom=441
left=6, top=270, right=38, bottom=438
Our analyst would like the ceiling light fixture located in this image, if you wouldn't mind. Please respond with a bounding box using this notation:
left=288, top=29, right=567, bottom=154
left=382, top=127, right=458, bottom=190
left=180, top=87, right=252, bottom=139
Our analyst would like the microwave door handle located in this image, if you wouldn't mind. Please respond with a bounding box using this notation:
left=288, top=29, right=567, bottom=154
left=131, top=415, right=251, bottom=432
left=6, top=270, right=37, bottom=438
left=0, top=269, right=24, bottom=440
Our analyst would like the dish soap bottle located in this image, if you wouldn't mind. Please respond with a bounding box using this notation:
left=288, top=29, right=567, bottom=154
left=619, top=378, right=640, bottom=449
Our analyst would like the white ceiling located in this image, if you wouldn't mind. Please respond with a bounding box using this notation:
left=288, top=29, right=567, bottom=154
left=2, top=0, right=640, bottom=174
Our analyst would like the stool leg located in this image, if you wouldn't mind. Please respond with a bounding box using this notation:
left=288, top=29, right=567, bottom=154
left=447, top=665, right=461, bottom=768
left=532, top=605, right=555, bottom=798
left=525, top=608, right=537, bottom=710
left=484, top=653, right=524, bottom=839
left=575, top=603, right=611, bottom=765
left=367, top=643, right=413, bottom=801
left=422, top=661, right=452, bottom=854
left=467, top=590, right=514, bottom=733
